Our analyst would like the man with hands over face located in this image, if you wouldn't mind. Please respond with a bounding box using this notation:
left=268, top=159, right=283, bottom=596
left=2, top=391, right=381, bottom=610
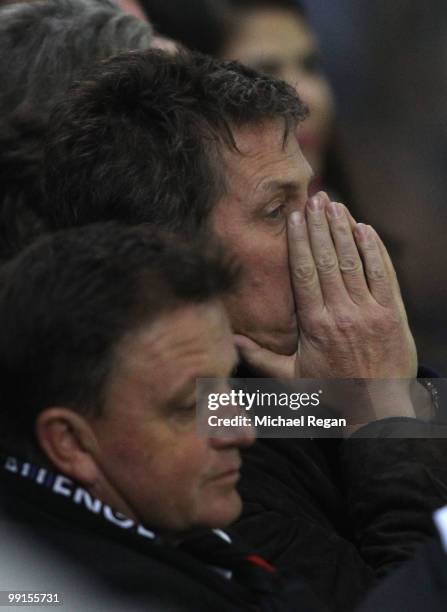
left=234, top=190, right=417, bottom=383
left=41, top=50, right=445, bottom=611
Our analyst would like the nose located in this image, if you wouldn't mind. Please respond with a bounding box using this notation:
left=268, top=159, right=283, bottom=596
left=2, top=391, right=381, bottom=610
left=209, top=417, right=256, bottom=450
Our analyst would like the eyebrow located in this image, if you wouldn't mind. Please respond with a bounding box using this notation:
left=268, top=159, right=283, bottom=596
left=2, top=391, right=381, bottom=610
left=260, top=180, right=301, bottom=194
left=260, top=169, right=316, bottom=193
left=164, top=357, right=240, bottom=407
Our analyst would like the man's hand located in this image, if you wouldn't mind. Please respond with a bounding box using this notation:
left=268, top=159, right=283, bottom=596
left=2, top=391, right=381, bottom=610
left=235, top=191, right=418, bottom=381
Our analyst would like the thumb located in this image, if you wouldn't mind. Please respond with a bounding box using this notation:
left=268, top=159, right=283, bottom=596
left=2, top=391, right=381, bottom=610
left=234, top=335, right=296, bottom=379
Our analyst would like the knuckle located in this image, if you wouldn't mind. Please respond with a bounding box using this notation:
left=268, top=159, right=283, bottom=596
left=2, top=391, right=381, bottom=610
left=339, top=256, right=361, bottom=274
left=347, top=287, right=366, bottom=303
left=369, top=316, right=388, bottom=335
left=386, top=310, right=404, bottom=329
left=334, top=222, right=350, bottom=237
left=310, top=217, right=325, bottom=229
left=292, top=262, right=316, bottom=283
left=368, top=309, right=400, bottom=334
left=366, top=265, right=386, bottom=281
left=333, top=313, right=358, bottom=332
left=315, top=251, right=338, bottom=274
left=362, top=240, right=378, bottom=255
left=305, top=315, right=332, bottom=339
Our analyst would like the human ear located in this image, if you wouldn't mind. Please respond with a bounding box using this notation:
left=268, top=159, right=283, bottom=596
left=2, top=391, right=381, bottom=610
left=35, top=408, right=101, bottom=486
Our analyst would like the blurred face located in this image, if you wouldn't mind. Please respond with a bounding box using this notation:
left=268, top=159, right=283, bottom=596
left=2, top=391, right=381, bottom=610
left=211, top=120, right=313, bottom=355
left=222, top=8, right=335, bottom=177
left=89, top=302, right=252, bottom=532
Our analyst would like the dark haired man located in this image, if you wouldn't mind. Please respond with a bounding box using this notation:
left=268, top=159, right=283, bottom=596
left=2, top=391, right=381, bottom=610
left=43, top=50, right=415, bottom=363
left=41, top=50, right=447, bottom=611
left=0, top=224, right=325, bottom=611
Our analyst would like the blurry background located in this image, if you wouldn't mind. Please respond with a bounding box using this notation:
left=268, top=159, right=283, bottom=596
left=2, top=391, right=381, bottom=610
left=304, top=0, right=447, bottom=373
left=123, top=0, right=447, bottom=372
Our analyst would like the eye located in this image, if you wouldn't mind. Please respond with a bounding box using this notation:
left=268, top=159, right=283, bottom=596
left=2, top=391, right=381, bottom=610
left=177, top=403, right=196, bottom=415
left=265, top=204, right=286, bottom=220
left=169, top=402, right=197, bottom=427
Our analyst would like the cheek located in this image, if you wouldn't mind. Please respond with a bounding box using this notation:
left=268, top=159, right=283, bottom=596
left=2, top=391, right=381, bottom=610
left=147, top=440, right=211, bottom=496
left=98, top=420, right=163, bottom=487
left=213, top=211, right=296, bottom=326
left=245, top=236, right=290, bottom=285
left=153, top=446, right=218, bottom=526
left=233, top=227, right=288, bottom=271
left=131, top=441, right=212, bottom=527
left=223, top=238, right=294, bottom=320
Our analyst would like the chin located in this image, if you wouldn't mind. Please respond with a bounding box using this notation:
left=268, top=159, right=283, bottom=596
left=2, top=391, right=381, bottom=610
left=200, top=493, right=242, bottom=528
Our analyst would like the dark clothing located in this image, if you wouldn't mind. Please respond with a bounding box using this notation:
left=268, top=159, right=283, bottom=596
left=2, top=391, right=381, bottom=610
left=0, top=455, right=326, bottom=612
left=2, top=452, right=446, bottom=612
left=231, top=413, right=447, bottom=611
left=356, top=538, right=447, bottom=612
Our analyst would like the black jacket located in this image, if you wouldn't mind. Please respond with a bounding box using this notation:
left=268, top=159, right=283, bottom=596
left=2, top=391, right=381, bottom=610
left=230, top=415, right=447, bottom=611
left=356, top=538, right=447, bottom=612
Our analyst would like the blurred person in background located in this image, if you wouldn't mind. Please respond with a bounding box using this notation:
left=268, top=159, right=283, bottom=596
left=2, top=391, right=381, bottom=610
left=303, top=0, right=447, bottom=373
left=0, top=0, right=154, bottom=260
left=221, top=0, right=334, bottom=188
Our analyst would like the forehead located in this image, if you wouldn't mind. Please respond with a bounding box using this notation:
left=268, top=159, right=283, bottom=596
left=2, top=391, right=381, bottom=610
left=221, top=120, right=311, bottom=195
left=107, top=302, right=236, bottom=407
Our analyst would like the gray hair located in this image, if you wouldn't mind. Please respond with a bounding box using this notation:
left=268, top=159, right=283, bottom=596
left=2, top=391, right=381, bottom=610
left=0, top=0, right=153, bottom=259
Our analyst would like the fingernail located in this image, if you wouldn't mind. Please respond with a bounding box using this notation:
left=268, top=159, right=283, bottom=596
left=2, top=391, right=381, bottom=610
left=309, top=194, right=323, bottom=212
left=355, top=223, right=369, bottom=240
left=289, top=211, right=304, bottom=226
left=328, top=202, right=342, bottom=218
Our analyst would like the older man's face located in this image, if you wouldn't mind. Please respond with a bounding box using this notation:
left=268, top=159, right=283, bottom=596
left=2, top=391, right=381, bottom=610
left=89, top=301, right=252, bottom=532
left=211, top=120, right=313, bottom=355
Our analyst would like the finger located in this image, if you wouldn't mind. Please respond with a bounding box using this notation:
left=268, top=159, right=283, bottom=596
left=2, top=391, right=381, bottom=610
left=372, top=228, right=400, bottom=289
left=306, top=192, right=348, bottom=304
left=234, top=335, right=296, bottom=379
left=341, top=206, right=401, bottom=301
left=354, top=224, right=393, bottom=305
left=371, top=227, right=407, bottom=314
left=341, top=204, right=358, bottom=229
left=287, top=209, right=324, bottom=316
left=326, top=201, right=370, bottom=303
